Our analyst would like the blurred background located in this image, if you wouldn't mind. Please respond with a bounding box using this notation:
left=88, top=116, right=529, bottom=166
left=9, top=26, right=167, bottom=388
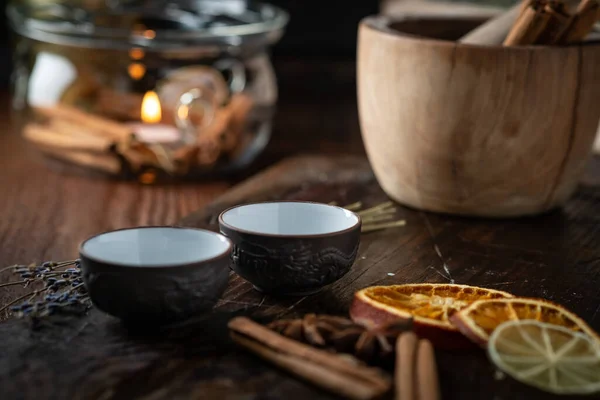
left=0, top=0, right=516, bottom=174
left=0, top=1, right=382, bottom=89
left=0, top=0, right=516, bottom=90
left=1, top=11, right=8, bottom=89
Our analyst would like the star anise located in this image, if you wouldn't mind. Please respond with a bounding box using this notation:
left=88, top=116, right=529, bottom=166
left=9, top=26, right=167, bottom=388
left=267, top=314, right=413, bottom=364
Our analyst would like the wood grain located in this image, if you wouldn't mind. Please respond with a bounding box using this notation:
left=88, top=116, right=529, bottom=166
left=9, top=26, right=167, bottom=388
left=2, top=153, right=600, bottom=400
left=0, top=53, right=367, bottom=400
left=0, top=53, right=364, bottom=314
left=358, top=16, right=600, bottom=217
left=0, top=97, right=229, bottom=316
left=381, top=0, right=503, bottom=20
left=0, top=52, right=368, bottom=312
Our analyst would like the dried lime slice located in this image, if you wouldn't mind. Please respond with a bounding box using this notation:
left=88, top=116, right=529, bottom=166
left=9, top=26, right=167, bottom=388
left=451, top=298, right=600, bottom=346
left=488, top=320, right=600, bottom=395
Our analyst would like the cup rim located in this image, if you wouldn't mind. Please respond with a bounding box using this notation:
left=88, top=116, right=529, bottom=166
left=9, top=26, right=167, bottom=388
left=218, top=200, right=362, bottom=238
left=78, top=225, right=232, bottom=269
left=361, top=14, right=600, bottom=52
left=7, top=1, right=289, bottom=51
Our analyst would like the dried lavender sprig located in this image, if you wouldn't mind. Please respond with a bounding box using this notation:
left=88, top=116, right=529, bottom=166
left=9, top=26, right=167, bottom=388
left=0, top=288, right=48, bottom=314
left=0, top=280, right=32, bottom=289
left=1, top=259, right=87, bottom=320
left=64, top=282, right=85, bottom=294
left=2, top=260, right=79, bottom=277
left=0, top=264, right=29, bottom=275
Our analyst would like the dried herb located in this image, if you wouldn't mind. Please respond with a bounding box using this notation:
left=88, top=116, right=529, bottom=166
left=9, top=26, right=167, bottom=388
left=330, top=201, right=407, bottom=234
left=0, top=259, right=91, bottom=320
left=268, top=314, right=413, bottom=364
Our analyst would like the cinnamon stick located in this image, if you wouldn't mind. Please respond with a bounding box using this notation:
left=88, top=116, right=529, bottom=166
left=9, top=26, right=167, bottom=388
left=231, top=333, right=384, bottom=400
left=24, top=123, right=112, bottom=153
left=536, top=1, right=572, bottom=43
left=415, top=340, right=440, bottom=400
left=200, top=106, right=232, bottom=142
left=48, top=118, right=117, bottom=143
left=115, top=138, right=173, bottom=173
left=188, top=106, right=231, bottom=165
left=35, top=104, right=131, bottom=141
left=228, top=317, right=391, bottom=400
left=224, top=93, right=254, bottom=152
left=503, top=3, right=552, bottom=45
left=557, top=0, right=600, bottom=43
left=395, top=332, right=418, bottom=400
left=459, top=0, right=580, bottom=46
left=196, top=138, right=221, bottom=166
left=519, top=0, right=541, bottom=16
left=172, top=144, right=199, bottom=174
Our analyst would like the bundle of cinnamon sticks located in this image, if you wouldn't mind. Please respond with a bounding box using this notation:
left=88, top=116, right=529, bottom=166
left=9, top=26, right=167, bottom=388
left=504, top=0, right=599, bottom=45
left=23, top=92, right=254, bottom=178
left=228, top=317, right=440, bottom=400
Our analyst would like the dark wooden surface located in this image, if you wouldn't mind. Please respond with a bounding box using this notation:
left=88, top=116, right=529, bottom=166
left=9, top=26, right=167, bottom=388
left=0, top=55, right=364, bottom=309
left=0, top=95, right=230, bottom=310
left=2, top=17, right=600, bottom=400
left=1, top=153, right=600, bottom=400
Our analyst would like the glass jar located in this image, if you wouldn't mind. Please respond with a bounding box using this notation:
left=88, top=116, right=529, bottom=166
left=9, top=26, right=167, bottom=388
left=8, top=0, right=288, bottom=182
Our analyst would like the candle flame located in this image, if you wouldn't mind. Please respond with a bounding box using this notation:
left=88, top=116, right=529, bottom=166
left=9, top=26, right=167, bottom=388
left=141, top=91, right=162, bottom=124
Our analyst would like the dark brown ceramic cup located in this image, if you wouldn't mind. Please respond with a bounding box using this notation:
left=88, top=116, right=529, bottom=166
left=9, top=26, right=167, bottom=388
left=79, top=226, right=232, bottom=324
left=218, top=201, right=361, bottom=296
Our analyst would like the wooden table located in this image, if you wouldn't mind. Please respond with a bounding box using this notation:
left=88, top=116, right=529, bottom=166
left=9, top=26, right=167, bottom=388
left=0, top=56, right=362, bottom=276
left=1, top=55, right=600, bottom=400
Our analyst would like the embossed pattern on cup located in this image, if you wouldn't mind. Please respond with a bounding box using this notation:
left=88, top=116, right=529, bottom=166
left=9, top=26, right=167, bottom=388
left=79, top=226, right=232, bottom=324
left=219, top=202, right=361, bottom=295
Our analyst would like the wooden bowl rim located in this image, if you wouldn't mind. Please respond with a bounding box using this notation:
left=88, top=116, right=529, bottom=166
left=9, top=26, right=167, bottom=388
left=361, top=15, right=600, bottom=53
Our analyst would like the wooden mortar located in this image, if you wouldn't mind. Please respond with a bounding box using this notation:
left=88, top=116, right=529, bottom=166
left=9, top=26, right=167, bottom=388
left=358, top=15, right=600, bottom=217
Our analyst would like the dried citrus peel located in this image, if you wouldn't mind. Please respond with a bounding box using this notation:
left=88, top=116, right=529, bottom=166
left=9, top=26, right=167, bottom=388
left=352, top=284, right=513, bottom=330
left=451, top=298, right=600, bottom=347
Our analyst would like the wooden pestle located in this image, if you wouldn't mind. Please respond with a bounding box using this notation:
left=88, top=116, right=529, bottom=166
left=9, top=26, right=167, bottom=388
left=459, top=0, right=582, bottom=45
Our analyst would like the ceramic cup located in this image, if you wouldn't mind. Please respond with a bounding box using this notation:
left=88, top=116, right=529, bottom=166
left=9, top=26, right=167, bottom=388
left=218, top=201, right=361, bottom=295
left=79, top=226, right=232, bottom=324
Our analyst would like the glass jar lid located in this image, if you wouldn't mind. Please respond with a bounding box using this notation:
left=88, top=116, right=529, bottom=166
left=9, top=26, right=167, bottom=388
left=7, top=0, right=289, bottom=51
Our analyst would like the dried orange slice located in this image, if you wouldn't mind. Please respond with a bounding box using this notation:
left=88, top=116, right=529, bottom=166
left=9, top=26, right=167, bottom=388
left=488, top=320, right=600, bottom=395
left=350, top=284, right=513, bottom=348
left=451, top=298, right=600, bottom=347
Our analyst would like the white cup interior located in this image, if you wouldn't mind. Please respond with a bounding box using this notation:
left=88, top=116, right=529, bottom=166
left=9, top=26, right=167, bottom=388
left=81, top=227, right=230, bottom=267
left=220, top=202, right=360, bottom=235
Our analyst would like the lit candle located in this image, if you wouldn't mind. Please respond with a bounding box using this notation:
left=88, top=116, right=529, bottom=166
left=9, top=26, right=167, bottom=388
left=129, top=91, right=180, bottom=143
